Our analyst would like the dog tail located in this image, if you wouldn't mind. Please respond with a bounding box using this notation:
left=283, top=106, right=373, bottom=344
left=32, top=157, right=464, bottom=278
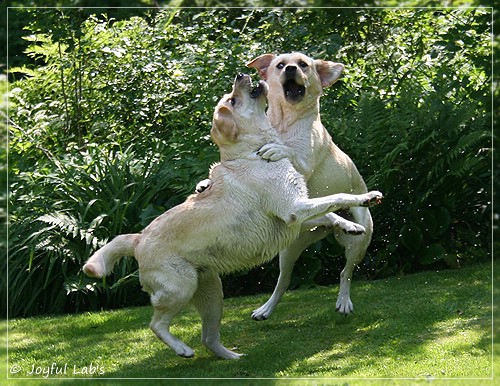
left=83, top=234, right=140, bottom=278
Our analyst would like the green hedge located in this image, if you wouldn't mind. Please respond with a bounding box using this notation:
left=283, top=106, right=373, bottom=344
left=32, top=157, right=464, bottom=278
left=7, top=8, right=492, bottom=316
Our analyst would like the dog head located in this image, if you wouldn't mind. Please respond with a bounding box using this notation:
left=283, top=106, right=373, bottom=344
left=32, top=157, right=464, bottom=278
left=247, top=52, right=344, bottom=105
left=211, top=74, right=273, bottom=159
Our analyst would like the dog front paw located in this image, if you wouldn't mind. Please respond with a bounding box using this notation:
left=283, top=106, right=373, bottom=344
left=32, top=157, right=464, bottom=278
left=328, top=213, right=366, bottom=235
left=195, top=178, right=212, bottom=193
left=257, top=143, right=291, bottom=162
left=361, top=191, right=383, bottom=207
left=340, top=222, right=366, bottom=235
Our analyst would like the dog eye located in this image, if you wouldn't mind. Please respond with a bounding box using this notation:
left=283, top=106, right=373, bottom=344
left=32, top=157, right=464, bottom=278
left=298, top=60, right=308, bottom=68
left=277, top=62, right=285, bottom=69
left=228, top=98, right=236, bottom=106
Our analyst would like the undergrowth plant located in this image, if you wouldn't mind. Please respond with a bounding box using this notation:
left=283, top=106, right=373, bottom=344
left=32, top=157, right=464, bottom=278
left=8, top=142, right=189, bottom=316
left=319, top=8, right=492, bottom=278
left=7, top=8, right=492, bottom=316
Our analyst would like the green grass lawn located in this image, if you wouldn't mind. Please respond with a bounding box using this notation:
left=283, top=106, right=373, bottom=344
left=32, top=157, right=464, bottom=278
left=3, top=262, right=496, bottom=385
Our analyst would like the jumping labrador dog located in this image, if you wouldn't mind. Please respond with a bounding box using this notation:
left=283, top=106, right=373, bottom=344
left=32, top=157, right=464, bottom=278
left=83, top=74, right=382, bottom=359
left=247, top=52, right=374, bottom=318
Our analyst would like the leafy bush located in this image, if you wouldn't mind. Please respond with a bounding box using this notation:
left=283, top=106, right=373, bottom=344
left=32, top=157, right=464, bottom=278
left=7, top=8, right=492, bottom=316
left=1, top=75, right=7, bottom=317
left=329, top=9, right=492, bottom=277
left=8, top=142, right=191, bottom=316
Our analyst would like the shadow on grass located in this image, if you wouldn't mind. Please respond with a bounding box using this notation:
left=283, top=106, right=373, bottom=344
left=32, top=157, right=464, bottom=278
left=7, top=263, right=492, bottom=381
left=8, top=307, right=152, bottom=368
left=101, top=264, right=492, bottom=379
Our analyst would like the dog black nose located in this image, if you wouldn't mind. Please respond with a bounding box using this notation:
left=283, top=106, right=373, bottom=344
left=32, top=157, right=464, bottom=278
left=236, top=73, right=246, bottom=80
left=285, top=65, right=297, bottom=73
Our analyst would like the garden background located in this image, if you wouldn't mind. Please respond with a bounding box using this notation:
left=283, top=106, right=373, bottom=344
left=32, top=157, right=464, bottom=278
left=1, top=1, right=495, bottom=319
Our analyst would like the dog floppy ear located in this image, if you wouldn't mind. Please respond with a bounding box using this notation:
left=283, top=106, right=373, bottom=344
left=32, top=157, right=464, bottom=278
left=247, top=54, right=276, bottom=80
left=211, top=106, right=238, bottom=145
left=315, top=60, right=344, bottom=88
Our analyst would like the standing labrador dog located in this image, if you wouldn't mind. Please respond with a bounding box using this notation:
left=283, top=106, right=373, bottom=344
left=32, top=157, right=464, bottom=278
left=247, top=52, right=374, bottom=318
left=83, top=74, right=382, bottom=359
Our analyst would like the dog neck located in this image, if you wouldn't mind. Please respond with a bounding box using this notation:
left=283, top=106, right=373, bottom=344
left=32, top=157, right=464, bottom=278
left=220, top=151, right=262, bottom=165
left=267, top=98, right=320, bottom=131
left=218, top=128, right=279, bottom=163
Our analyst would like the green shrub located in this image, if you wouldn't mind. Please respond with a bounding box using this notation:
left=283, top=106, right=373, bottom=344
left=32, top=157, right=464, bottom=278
left=8, top=142, right=191, bottom=316
left=7, top=8, right=492, bottom=316
left=330, top=9, right=492, bottom=276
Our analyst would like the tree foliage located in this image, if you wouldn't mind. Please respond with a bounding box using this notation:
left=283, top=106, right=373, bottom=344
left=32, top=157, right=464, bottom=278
left=7, top=7, right=492, bottom=316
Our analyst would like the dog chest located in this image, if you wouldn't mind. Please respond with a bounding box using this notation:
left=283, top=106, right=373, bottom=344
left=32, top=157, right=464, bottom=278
left=195, top=213, right=298, bottom=274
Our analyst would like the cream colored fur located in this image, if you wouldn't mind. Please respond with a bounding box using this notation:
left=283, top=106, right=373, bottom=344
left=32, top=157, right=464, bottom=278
left=83, top=74, right=382, bottom=359
left=247, top=52, right=374, bottom=318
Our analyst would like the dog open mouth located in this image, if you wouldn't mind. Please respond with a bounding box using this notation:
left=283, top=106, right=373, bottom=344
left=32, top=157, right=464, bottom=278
left=283, top=79, right=306, bottom=102
left=234, top=74, right=267, bottom=99
left=250, top=80, right=267, bottom=98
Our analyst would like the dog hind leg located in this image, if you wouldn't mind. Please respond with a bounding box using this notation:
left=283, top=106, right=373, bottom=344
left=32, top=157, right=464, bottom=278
left=144, top=258, right=198, bottom=358
left=253, top=206, right=374, bottom=320
left=251, top=226, right=330, bottom=321
left=191, top=269, right=243, bottom=359
left=334, top=206, right=373, bottom=314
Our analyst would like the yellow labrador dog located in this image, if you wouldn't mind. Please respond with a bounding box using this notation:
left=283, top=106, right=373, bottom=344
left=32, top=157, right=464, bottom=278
left=247, top=52, right=374, bottom=318
left=83, top=74, right=382, bottom=359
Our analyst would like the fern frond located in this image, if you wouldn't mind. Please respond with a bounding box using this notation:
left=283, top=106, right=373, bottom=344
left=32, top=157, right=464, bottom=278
left=432, top=129, right=490, bottom=179
left=456, top=130, right=490, bottom=150
left=37, top=212, right=101, bottom=250
left=38, top=213, right=80, bottom=238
